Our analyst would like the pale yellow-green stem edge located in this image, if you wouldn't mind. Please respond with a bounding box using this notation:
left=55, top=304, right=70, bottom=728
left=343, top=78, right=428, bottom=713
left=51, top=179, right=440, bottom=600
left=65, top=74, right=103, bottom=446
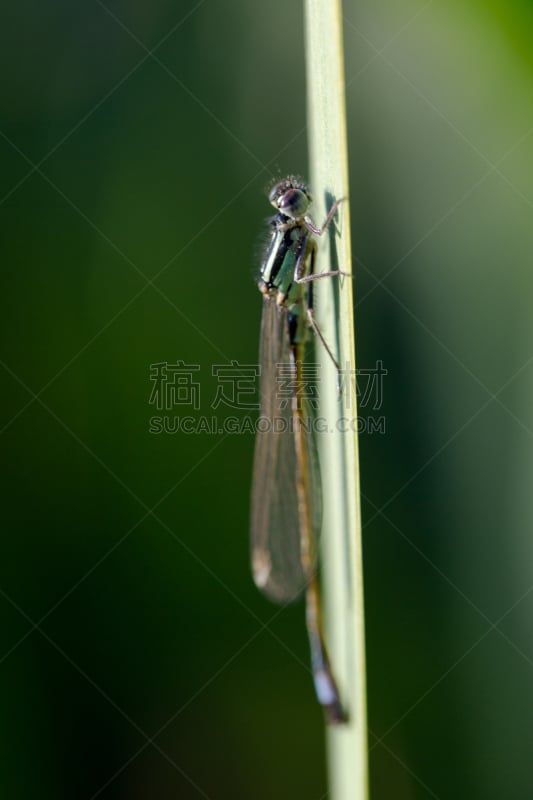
left=304, top=2, right=369, bottom=798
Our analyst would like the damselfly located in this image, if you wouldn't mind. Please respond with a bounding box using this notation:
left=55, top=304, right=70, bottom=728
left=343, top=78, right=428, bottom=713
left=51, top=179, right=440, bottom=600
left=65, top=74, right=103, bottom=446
left=250, top=176, right=347, bottom=724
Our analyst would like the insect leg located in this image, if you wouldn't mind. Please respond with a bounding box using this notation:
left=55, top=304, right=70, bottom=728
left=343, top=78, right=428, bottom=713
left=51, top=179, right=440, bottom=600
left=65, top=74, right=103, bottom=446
left=303, top=196, right=346, bottom=236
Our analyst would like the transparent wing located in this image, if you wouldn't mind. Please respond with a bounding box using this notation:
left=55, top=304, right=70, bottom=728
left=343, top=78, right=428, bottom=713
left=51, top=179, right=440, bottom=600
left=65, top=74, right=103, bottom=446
left=250, top=296, right=322, bottom=604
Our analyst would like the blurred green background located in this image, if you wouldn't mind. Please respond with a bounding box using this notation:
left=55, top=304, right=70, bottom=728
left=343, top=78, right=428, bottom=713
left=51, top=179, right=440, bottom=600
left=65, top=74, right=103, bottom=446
left=1, top=1, right=533, bottom=798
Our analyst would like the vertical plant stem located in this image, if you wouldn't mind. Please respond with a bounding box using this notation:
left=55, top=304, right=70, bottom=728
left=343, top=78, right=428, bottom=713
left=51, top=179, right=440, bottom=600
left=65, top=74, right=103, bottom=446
left=304, top=1, right=369, bottom=798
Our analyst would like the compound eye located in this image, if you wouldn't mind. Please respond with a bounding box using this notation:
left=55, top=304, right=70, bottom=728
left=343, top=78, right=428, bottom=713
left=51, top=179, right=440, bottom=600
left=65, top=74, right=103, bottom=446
left=268, top=181, right=286, bottom=205
left=277, top=188, right=310, bottom=219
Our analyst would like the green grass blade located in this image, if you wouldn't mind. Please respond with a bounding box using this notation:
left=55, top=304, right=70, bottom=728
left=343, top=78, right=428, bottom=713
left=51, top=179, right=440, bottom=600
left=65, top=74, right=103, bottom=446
left=304, top=1, right=369, bottom=797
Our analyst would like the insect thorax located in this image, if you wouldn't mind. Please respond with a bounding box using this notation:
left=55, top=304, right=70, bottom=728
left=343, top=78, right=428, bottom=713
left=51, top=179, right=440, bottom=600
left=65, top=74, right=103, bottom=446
left=259, top=215, right=309, bottom=306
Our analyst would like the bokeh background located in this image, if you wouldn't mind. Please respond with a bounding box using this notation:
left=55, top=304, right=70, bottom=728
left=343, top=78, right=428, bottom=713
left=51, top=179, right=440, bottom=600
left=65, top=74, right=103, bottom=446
left=1, top=1, right=533, bottom=798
